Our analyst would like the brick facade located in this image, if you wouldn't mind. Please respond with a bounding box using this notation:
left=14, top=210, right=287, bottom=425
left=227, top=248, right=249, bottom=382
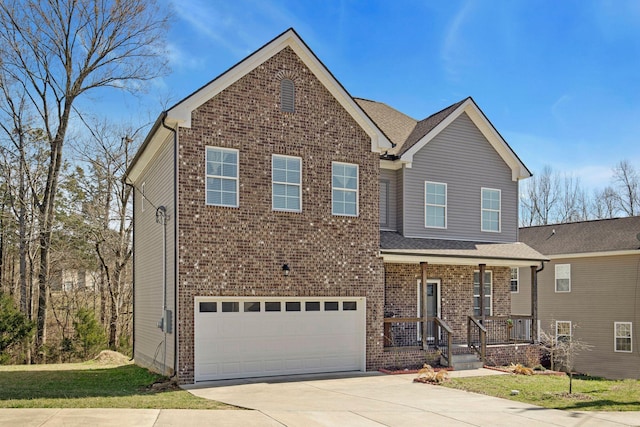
left=175, top=47, right=384, bottom=383
left=381, top=263, right=513, bottom=369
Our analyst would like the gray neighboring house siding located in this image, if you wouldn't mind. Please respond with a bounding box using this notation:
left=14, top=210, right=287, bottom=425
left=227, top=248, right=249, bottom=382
left=401, top=113, right=518, bottom=242
left=132, top=134, right=176, bottom=375
left=515, top=218, right=640, bottom=379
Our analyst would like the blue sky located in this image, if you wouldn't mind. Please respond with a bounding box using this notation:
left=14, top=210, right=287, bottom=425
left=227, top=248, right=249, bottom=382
left=97, top=0, right=640, bottom=190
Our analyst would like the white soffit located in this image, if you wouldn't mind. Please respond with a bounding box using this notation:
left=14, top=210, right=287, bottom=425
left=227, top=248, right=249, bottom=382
left=399, top=99, right=530, bottom=180
left=166, top=29, right=391, bottom=153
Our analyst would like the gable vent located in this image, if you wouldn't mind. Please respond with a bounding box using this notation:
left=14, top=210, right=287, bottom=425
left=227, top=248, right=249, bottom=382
left=280, top=79, right=295, bottom=113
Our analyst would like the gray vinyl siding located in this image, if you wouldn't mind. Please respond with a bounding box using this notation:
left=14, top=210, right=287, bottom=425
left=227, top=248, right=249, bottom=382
left=535, top=255, right=640, bottom=379
left=380, top=168, right=397, bottom=231
left=133, top=134, right=176, bottom=375
left=402, top=113, right=518, bottom=242
left=511, top=266, right=532, bottom=315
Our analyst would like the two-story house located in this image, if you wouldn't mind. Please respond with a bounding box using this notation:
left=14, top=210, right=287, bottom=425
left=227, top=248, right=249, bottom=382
left=514, top=217, right=640, bottom=379
left=125, top=28, right=547, bottom=384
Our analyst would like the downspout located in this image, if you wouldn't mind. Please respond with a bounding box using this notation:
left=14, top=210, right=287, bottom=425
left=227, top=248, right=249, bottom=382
left=161, top=112, right=179, bottom=378
left=531, top=261, right=545, bottom=343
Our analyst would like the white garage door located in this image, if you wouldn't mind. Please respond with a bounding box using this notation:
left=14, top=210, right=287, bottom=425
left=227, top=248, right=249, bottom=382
left=194, top=297, right=366, bottom=381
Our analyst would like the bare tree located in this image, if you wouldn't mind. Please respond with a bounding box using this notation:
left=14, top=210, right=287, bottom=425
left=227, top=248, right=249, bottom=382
left=0, top=0, right=168, bottom=359
left=520, top=166, right=560, bottom=226
left=612, top=160, right=640, bottom=216
left=591, top=186, right=619, bottom=219
left=539, top=321, right=593, bottom=394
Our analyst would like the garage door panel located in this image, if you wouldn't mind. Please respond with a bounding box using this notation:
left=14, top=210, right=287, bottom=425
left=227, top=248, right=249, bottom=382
left=195, top=297, right=365, bottom=381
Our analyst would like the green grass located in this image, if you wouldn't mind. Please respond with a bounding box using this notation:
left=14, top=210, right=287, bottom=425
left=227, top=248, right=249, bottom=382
left=443, top=373, right=640, bottom=411
left=0, top=361, right=235, bottom=409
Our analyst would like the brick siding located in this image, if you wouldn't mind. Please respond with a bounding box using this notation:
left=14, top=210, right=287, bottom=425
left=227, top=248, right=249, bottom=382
left=175, top=47, right=384, bottom=383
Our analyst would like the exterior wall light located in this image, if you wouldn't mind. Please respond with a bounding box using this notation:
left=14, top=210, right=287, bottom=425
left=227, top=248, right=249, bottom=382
left=282, top=264, right=290, bottom=277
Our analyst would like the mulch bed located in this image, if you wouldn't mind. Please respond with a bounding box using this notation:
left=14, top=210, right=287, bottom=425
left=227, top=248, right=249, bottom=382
left=379, top=366, right=453, bottom=375
left=484, top=365, right=567, bottom=376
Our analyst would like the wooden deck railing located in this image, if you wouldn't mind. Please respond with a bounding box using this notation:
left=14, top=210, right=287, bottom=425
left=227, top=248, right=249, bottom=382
left=467, top=316, right=487, bottom=362
left=383, top=316, right=453, bottom=367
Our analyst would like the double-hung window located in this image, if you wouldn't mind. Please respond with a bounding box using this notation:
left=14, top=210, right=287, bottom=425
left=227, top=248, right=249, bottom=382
left=272, top=155, right=301, bottom=212
left=555, top=264, right=571, bottom=292
left=615, top=322, right=632, bottom=352
left=510, top=268, right=519, bottom=293
left=481, top=188, right=501, bottom=232
left=425, top=182, right=446, bottom=228
left=556, top=321, right=572, bottom=343
left=332, top=162, right=358, bottom=216
left=473, top=270, right=492, bottom=316
left=206, top=147, right=239, bottom=207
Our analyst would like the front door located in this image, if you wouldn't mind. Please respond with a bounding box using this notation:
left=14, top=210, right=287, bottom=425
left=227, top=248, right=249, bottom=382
left=417, top=280, right=440, bottom=343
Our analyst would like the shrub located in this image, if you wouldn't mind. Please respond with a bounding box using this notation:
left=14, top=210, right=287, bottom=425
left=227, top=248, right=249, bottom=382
left=73, top=308, right=106, bottom=359
left=0, top=292, right=34, bottom=364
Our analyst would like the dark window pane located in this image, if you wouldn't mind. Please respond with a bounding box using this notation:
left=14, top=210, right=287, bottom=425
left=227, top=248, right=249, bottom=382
left=343, top=301, right=357, bottom=311
left=244, top=302, right=260, bottom=312
left=305, top=301, right=320, bottom=311
left=199, top=302, right=217, bottom=312
left=265, top=302, right=281, bottom=312
left=286, top=301, right=301, bottom=311
left=222, top=302, right=239, bottom=312
left=324, top=301, right=339, bottom=311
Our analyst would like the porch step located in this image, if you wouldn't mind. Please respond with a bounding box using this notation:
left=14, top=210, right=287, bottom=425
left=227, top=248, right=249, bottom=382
left=446, top=353, right=484, bottom=371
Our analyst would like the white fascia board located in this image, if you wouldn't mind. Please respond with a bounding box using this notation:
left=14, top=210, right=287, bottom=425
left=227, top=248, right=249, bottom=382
left=380, top=159, right=403, bottom=170
left=547, top=250, right=639, bottom=260
left=380, top=252, right=541, bottom=267
left=167, top=29, right=391, bottom=153
left=399, top=99, right=530, bottom=181
left=125, top=123, right=174, bottom=184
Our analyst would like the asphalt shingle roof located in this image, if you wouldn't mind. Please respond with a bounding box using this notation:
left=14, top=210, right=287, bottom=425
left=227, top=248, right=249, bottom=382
left=355, top=97, right=467, bottom=156
left=380, top=231, right=547, bottom=262
left=519, top=216, right=640, bottom=255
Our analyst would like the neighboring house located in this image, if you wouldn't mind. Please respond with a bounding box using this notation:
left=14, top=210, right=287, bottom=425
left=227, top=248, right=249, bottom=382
left=514, top=217, right=640, bottom=379
left=124, top=28, right=547, bottom=384
left=50, top=269, right=97, bottom=292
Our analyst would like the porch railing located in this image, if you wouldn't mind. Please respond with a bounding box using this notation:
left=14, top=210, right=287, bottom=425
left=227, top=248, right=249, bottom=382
left=467, top=316, right=486, bottom=362
left=383, top=317, right=453, bottom=367
left=482, top=315, right=533, bottom=344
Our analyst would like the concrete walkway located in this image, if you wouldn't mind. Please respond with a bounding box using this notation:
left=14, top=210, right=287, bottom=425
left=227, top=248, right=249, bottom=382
left=1, top=369, right=638, bottom=426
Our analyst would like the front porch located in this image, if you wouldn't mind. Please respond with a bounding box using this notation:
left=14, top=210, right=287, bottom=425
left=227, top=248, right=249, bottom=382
left=382, top=315, right=535, bottom=369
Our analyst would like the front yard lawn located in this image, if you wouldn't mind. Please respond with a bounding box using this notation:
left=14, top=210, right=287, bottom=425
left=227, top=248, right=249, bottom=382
left=443, top=373, right=640, bottom=411
left=0, top=361, right=235, bottom=409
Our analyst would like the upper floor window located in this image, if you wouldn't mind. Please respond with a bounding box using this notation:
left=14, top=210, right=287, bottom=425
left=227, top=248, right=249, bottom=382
left=615, top=322, right=632, bottom=352
left=280, top=79, right=295, bottom=112
left=555, top=264, right=571, bottom=292
left=380, top=180, right=389, bottom=228
left=206, top=147, right=238, bottom=207
left=272, top=155, right=301, bottom=212
left=425, top=182, right=447, bottom=228
left=473, top=270, right=492, bottom=316
left=510, top=267, right=519, bottom=293
left=556, top=320, right=572, bottom=343
left=481, top=188, right=501, bottom=232
left=332, top=162, right=358, bottom=216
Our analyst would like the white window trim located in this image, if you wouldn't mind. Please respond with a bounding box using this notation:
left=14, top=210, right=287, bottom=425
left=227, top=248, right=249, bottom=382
left=481, top=187, right=501, bottom=232
left=473, top=270, right=493, bottom=316
left=332, top=161, right=359, bottom=217
left=556, top=320, right=572, bottom=341
left=510, top=267, right=519, bottom=293
left=555, top=263, right=571, bottom=293
left=141, top=182, right=145, bottom=213
left=272, top=154, right=302, bottom=212
left=424, top=181, right=447, bottom=229
left=205, top=146, right=239, bottom=208
left=614, top=322, right=633, bottom=353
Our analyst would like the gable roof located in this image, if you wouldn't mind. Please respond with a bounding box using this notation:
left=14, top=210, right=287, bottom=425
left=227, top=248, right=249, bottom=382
left=125, top=28, right=392, bottom=183
left=354, top=98, right=417, bottom=149
left=519, top=216, right=640, bottom=257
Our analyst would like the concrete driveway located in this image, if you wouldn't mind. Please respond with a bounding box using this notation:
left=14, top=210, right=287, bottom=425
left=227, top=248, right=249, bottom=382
left=185, top=369, right=639, bottom=427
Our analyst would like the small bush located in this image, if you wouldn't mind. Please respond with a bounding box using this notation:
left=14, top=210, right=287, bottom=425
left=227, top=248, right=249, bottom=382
left=414, top=364, right=449, bottom=384
left=0, top=292, right=34, bottom=364
left=73, top=308, right=106, bottom=359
